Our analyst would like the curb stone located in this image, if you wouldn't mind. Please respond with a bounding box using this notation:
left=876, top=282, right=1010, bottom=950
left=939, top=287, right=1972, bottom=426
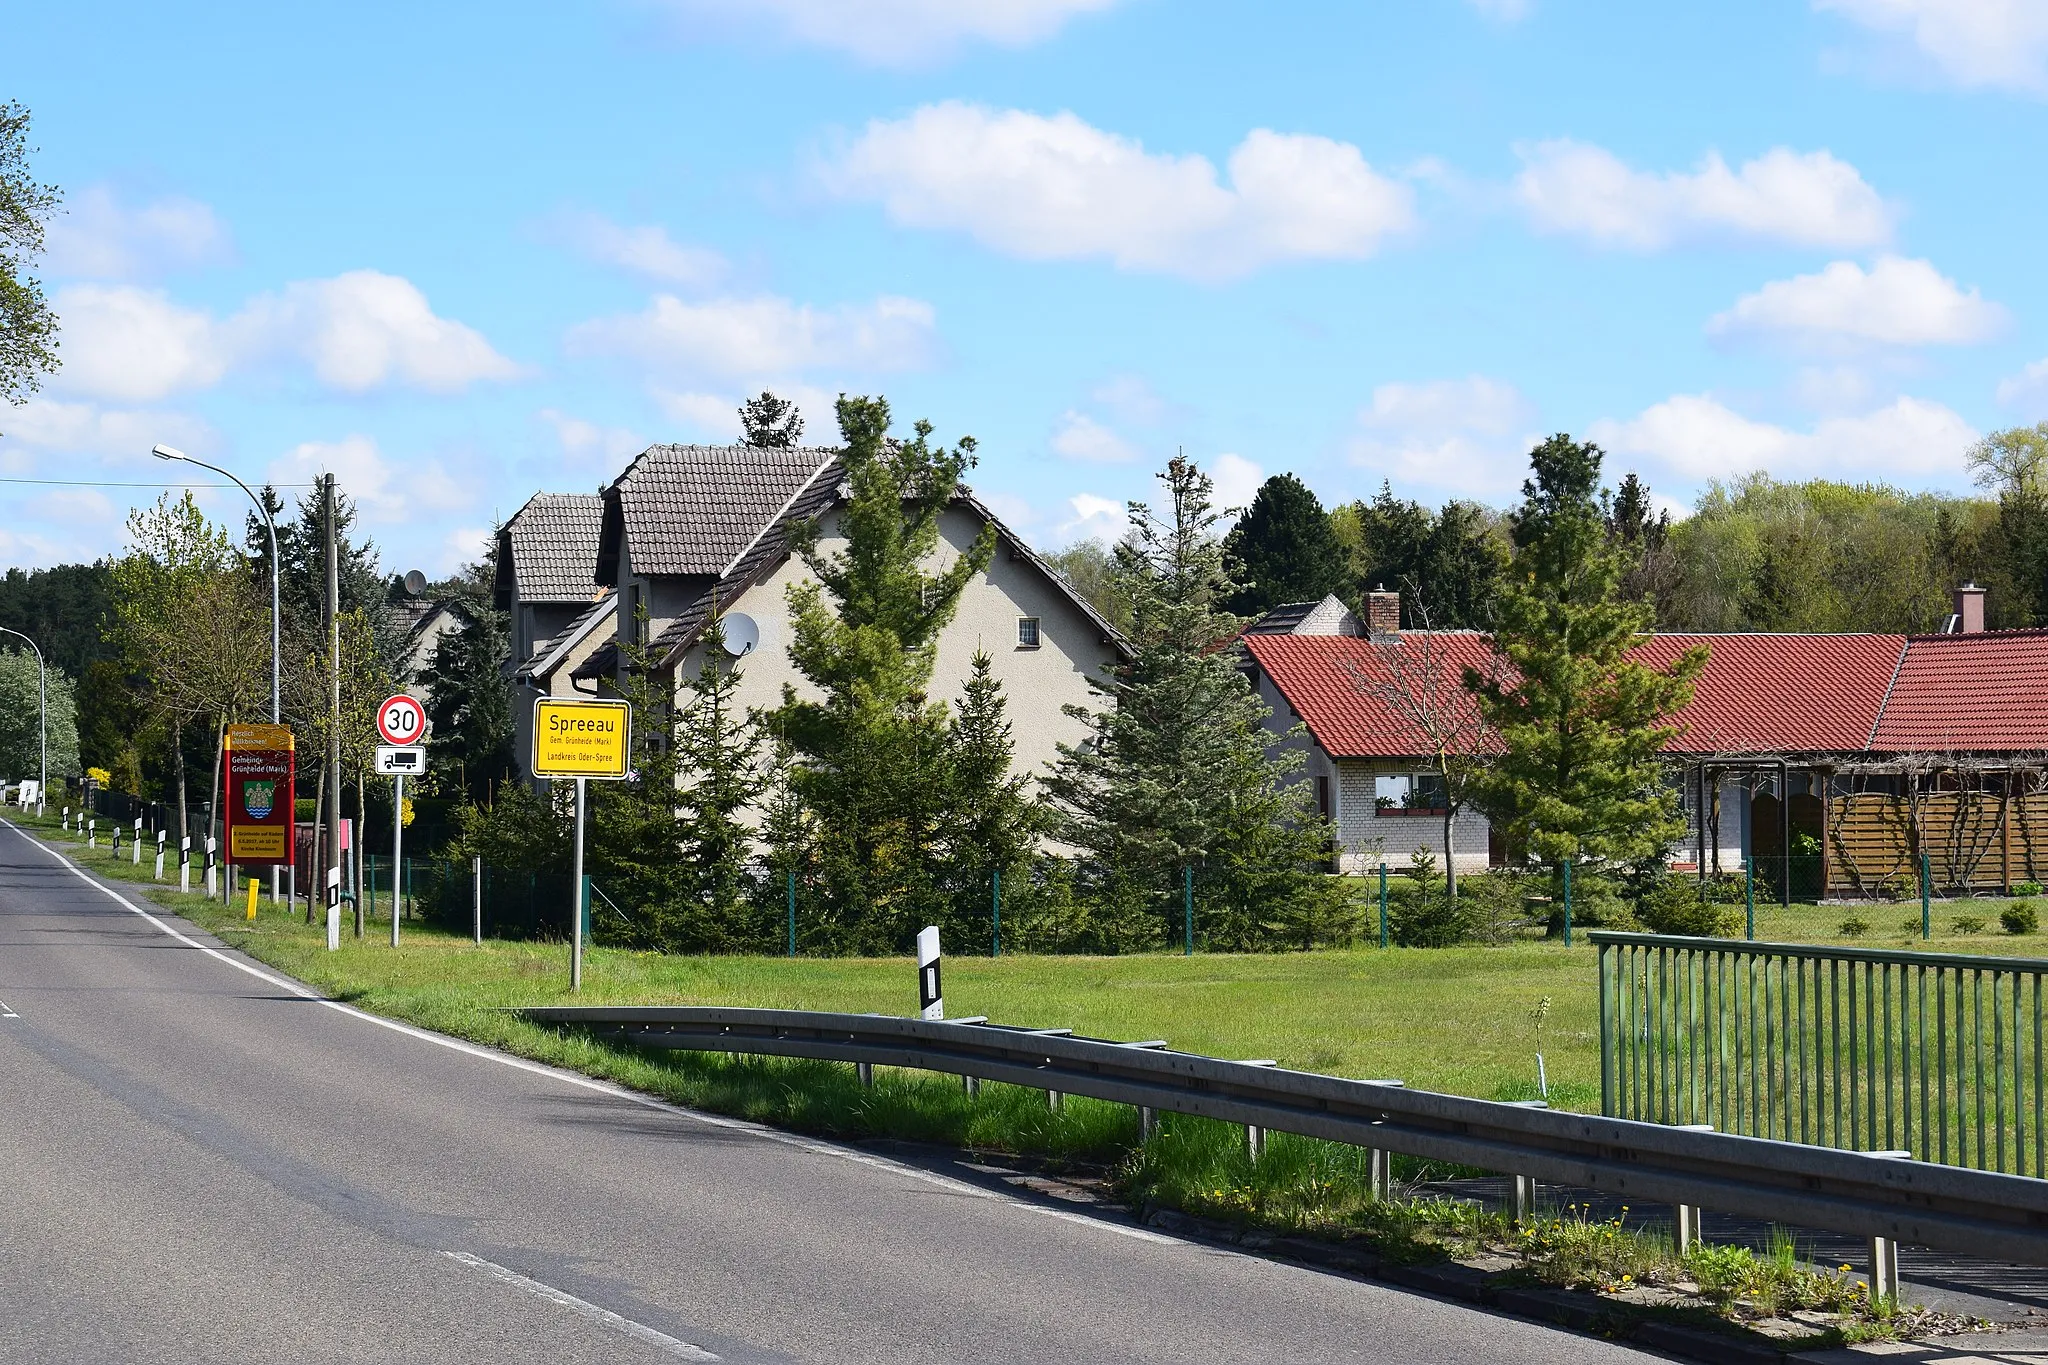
left=1134, top=1205, right=1938, bottom=1365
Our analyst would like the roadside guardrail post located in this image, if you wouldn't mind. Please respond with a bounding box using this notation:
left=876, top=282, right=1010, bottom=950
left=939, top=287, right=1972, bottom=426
left=1247, top=1125, right=1265, bottom=1159
left=856, top=1063, right=873, bottom=1089
left=1673, top=1124, right=1715, bottom=1254
left=1868, top=1150, right=1913, bottom=1300
left=1512, top=1174, right=1537, bottom=1223
left=1139, top=1106, right=1157, bottom=1140
left=1369, top=1147, right=1391, bottom=1201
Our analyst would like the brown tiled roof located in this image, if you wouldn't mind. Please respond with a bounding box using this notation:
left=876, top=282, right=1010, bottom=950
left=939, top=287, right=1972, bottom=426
left=499, top=493, right=603, bottom=605
left=651, top=460, right=845, bottom=659
left=601, top=445, right=837, bottom=580
left=515, top=589, right=615, bottom=683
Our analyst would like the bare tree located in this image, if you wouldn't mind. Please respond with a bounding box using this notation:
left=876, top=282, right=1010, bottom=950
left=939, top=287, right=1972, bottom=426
left=1344, top=600, right=1499, bottom=901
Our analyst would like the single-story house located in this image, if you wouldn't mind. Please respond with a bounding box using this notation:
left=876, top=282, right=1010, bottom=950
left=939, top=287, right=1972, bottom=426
left=1244, top=584, right=2048, bottom=895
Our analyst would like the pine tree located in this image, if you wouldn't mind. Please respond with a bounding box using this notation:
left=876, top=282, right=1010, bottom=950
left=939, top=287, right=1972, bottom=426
left=1222, top=473, right=1349, bottom=616
left=939, top=651, right=1037, bottom=953
left=1043, top=455, right=1343, bottom=952
left=739, top=391, right=804, bottom=448
left=670, top=618, right=763, bottom=950
left=765, top=395, right=995, bottom=953
left=586, top=610, right=692, bottom=949
left=1467, top=435, right=1705, bottom=911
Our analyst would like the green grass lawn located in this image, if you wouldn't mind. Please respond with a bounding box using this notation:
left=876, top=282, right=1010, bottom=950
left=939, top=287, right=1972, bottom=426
left=17, top=807, right=2048, bottom=1114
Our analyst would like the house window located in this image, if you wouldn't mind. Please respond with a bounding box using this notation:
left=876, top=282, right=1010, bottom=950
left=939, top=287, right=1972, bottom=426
left=1315, top=775, right=1332, bottom=820
left=1017, top=617, right=1041, bottom=649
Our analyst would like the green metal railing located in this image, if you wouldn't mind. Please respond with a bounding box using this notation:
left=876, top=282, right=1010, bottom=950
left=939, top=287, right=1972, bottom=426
left=1597, top=931, right=2048, bottom=1176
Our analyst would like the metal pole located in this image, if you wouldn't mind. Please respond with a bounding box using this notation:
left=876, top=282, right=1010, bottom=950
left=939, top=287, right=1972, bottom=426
left=1563, top=858, right=1574, bottom=947
left=324, top=472, right=343, bottom=953
left=1922, top=852, right=1932, bottom=941
left=1745, top=855, right=1755, bottom=941
left=992, top=866, right=1001, bottom=958
left=571, top=776, right=585, bottom=991
left=472, top=854, right=482, bottom=944
left=0, top=628, right=46, bottom=813
left=1183, top=865, right=1193, bottom=955
left=390, top=773, right=403, bottom=948
left=786, top=869, right=796, bottom=957
left=1778, top=759, right=1792, bottom=910
left=1378, top=862, right=1389, bottom=948
left=151, top=447, right=279, bottom=723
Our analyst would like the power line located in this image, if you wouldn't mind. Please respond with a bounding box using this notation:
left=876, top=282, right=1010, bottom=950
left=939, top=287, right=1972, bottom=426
left=0, top=477, right=319, bottom=489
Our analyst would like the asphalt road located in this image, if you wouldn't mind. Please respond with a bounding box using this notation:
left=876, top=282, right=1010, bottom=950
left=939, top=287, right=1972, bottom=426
left=0, top=821, right=1663, bottom=1364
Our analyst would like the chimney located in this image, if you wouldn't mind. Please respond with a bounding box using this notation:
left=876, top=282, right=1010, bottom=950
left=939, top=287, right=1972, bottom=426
left=1366, top=586, right=1401, bottom=638
left=1953, top=582, right=1986, bottom=633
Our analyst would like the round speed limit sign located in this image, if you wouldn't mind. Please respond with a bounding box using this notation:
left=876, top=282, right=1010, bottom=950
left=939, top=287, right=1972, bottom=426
left=376, top=693, right=427, bottom=746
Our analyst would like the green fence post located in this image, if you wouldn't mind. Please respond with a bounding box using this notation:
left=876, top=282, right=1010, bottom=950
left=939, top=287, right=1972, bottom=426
left=786, top=870, right=797, bottom=957
left=992, top=866, right=1001, bottom=958
left=1921, top=852, right=1932, bottom=940
left=1563, top=858, right=1574, bottom=947
left=1378, top=863, right=1389, bottom=948
left=580, top=875, right=591, bottom=939
left=1183, top=865, right=1193, bottom=956
left=1745, top=855, right=1755, bottom=940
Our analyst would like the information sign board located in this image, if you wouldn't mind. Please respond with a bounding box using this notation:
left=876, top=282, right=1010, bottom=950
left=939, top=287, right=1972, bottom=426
left=531, top=698, right=631, bottom=779
left=225, top=723, right=295, bottom=864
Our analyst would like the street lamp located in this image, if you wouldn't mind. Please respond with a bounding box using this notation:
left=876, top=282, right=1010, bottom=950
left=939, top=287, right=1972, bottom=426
left=152, top=445, right=280, bottom=723
left=0, top=626, right=46, bottom=814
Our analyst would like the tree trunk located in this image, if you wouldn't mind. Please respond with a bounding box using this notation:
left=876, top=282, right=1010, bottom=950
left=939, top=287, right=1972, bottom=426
left=1442, top=800, right=1459, bottom=904
left=171, top=719, right=188, bottom=847
left=305, top=767, right=325, bottom=925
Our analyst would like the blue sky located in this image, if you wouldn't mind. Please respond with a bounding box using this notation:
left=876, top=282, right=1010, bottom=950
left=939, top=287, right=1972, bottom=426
left=5, top=0, right=2047, bottom=574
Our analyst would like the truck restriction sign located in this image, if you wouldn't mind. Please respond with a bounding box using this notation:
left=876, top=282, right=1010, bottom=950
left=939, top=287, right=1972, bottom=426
left=376, top=694, right=427, bottom=746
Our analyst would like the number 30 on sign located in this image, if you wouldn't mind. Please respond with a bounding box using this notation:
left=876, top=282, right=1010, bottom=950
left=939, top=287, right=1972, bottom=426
left=377, top=694, right=426, bottom=746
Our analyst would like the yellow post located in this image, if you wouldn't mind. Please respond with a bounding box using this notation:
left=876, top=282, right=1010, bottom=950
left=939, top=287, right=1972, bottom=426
left=245, top=872, right=259, bottom=920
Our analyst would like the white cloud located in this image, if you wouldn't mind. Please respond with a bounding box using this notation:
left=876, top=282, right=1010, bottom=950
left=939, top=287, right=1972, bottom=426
left=546, top=211, right=727, bottom=289
left=1709, top=256, right=2005, bottom=347
left=823, top=102, right=1416, bottom=279
left=1817, top=0, right=2048, bottom=93
left=663, top=0, right=1118, bottom=66
left=50, top=285, right=231, bottom=402
left=267, top=435, right=468, bottom=524
left=1090, top=373, right=1173, bottom=426
left=1209, top=452, right=1265, bottom=513
left=1050, top=410, right=1141, bottom=463
left=235, top=271, right=524, bottom=393
left=1998, top=358, right=2048, bottom=413
left=1348, top=376, right=1539, bottom=499
left=1053, top=492, right=1125, bottom=545
left=539, top=409, right=646, bottom=469
left=1590, top=393, right=1978, bottom=483
left=0, top=397, right=214, bottom=458
left=42, top=185, right=232, bottom=279
left=49, top=273, right=519, bottom=401
left=569, top=293, right=936, bottom=380
left=1514, top=140, right=1893, bottom=250
left=437, top=525, right=496, bottom=575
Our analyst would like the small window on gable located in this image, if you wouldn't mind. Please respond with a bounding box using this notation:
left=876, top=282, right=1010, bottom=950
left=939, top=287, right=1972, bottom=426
left=1017, top=616, right=1041, bottom=649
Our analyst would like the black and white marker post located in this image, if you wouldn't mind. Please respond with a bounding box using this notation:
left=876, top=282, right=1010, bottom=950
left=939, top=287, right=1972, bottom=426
left=917, top=925, right=943, bottom=1021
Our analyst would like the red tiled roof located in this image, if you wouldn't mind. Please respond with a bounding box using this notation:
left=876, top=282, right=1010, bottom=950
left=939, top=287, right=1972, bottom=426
left=1245, top=633, right=1502, bottom=758
left=1635, top=634, right=1906, bottom=755
left=1871, top=631, right=2048, bottom=752
left=1246, top=631, right=1914, bottom=759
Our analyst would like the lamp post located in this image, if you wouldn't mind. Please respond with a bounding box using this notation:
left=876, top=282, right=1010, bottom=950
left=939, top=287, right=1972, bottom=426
left=0, top=626, right=46, bottom=814
left=151, top=445, right=279, bottom=724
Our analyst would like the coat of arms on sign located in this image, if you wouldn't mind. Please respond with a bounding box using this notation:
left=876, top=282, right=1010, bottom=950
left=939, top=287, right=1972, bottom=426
left=244, top=780, right=275, bottom=820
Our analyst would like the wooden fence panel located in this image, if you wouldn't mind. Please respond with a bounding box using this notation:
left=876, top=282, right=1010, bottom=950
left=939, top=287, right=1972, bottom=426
left=1827, top=794, right=1914, bottom=898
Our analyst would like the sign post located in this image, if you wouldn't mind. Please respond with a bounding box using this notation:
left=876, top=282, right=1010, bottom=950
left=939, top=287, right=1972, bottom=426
left=225, top=725, right=296, bottom=921
left=917, top=926, right=943, bottom=1020
left=374, top=739, right=427, bottom=947
left=530, top=697, right=631, bottom=992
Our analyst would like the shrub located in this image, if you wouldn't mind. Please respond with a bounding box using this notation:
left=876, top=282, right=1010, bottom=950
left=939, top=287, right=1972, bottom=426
left=1453, top=871, right=1524, bottom=943
left=1901, top=913, right=1927, bottom=936
left=2003, top=900, right=2039, bottom=935
left=2017, top=881, right=2045, bottom=897
left=1389, top=878, right=1468, bottom=948
left=1838, top=916, right=1870, bottom=937
left=1635, top=875, right=1737, bottom=937
left=1952, top=914, right=1989, bottom=935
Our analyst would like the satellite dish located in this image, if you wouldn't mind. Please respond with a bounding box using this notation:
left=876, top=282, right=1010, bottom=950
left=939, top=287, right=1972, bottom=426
left=720, top=612, right=760, bottom=657
left=402, top=569, right=427, bottom=596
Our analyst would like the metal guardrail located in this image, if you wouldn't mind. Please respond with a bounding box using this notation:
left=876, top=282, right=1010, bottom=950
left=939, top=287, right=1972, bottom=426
left=1596, top=931, right=2048, bottom=1176
left=520, top=1004, right=2048, bottom=1267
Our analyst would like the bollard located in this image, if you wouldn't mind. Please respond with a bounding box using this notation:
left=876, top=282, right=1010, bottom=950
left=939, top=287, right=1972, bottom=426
left=133, top=818, right=143, bottom=865
left=179, top=837, right=191, bottom=892
left=110, top=822, right=120, bottom=857
left=472, top=855, right=483, bottom=944
left=88, top=816, right=96, bottom=849
left=155, top=830, right=166, bottom=881
left=916, top=925, right=942, bottom=1021
left=204, top=837, right=217, bottom=898
left=62, top=806, right=69, bottom=832
left=245, top=872, right=259, bottom=921
left=325, top=866, right=341, bottom=951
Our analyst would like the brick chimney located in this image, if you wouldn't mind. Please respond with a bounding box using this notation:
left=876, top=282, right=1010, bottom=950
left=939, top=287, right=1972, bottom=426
left=1953, top=582, right=1986, bottom=633
left=1366, top=586, right=1401, bottom=638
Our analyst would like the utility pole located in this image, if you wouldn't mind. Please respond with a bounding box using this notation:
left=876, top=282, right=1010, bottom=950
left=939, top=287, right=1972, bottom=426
left=326, top=473, right=345, bottom=950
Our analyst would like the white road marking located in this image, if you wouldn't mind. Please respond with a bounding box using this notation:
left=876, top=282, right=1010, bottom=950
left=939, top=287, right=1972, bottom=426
left=1, top=820, right=1186, bottom=1248
left=0, top=996, right=17, bottom=1018
left=442, top=1251, right=718, bottom=1360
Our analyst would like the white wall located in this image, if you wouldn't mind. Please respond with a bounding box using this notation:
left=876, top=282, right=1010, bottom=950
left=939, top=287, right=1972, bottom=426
left=665, top=506, right=1120, bottom=787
